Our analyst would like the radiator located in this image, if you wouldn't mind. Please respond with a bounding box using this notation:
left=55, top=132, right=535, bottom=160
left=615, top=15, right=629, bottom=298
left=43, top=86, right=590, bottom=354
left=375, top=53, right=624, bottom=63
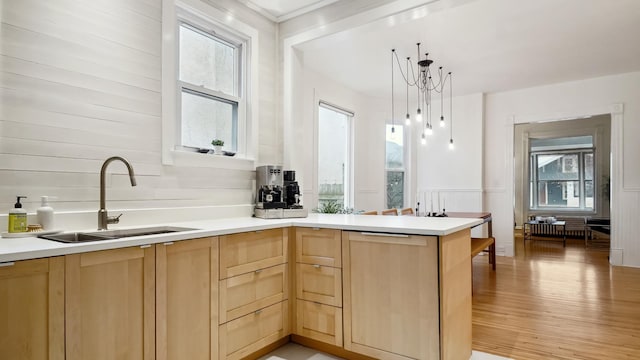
left=528, top=217, right=586, bottom=238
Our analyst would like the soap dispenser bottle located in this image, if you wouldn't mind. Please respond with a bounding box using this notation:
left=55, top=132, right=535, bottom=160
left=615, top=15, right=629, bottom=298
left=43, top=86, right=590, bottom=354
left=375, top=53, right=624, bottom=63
left=37, top=196, right=55, bottom=230
left=8, top=196, right=28, bottom=233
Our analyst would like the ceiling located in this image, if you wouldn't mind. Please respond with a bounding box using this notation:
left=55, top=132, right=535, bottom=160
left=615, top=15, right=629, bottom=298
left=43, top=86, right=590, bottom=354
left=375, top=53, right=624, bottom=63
left=245, top=0, right=339, bottom=21
left=296, top=0, right=640, bottom=99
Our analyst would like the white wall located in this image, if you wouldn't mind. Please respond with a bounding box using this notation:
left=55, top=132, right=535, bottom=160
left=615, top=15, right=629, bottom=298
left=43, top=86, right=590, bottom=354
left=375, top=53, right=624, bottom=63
left=484, top=72, right=640, bottom=266
left=289, top=60, right=387, bottom=211
left=416, top=93, right=485, bottom=237
left=0, top=0, right=278, bottom=230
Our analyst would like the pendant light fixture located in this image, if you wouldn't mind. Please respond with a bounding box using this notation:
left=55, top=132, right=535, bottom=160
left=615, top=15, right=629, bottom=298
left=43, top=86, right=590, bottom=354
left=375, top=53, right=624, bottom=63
left=391, top=43, right=453, bottom=149
left=390, top=49, right=396, bottom=136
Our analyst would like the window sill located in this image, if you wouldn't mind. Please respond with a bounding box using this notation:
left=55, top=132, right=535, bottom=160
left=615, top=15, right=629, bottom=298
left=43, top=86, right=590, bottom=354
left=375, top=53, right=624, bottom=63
left=168, top=149, right=255, bottom=170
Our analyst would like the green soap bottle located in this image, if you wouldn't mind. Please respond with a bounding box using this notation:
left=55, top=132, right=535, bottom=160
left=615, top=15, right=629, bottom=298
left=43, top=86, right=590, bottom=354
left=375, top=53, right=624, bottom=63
left=8, top=196, right=27, bottom=233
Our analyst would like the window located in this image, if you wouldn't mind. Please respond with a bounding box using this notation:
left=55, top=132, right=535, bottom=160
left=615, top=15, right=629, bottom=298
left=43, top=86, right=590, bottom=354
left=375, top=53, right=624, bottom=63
left=162, top=0, right=258, bottom=167
left=178, top=22, right=243, bottom=152
left=386, top=124, right=404, bottom=209
left=317, top=102, right=353, bottom=208
left=529, top=136, right=594, bottom=210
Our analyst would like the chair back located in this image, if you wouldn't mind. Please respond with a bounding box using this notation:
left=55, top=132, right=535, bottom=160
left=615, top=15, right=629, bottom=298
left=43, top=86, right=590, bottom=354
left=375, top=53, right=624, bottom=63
left=381, top=208, right=398, bottom=216
left=399, top=207, right=414, bottom=216
left=362, top=210, right=378, bottom=215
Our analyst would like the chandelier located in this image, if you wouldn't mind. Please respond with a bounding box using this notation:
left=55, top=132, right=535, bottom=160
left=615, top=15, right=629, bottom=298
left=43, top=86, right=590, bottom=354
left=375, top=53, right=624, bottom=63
left=390, top=43, right=454, bottom=149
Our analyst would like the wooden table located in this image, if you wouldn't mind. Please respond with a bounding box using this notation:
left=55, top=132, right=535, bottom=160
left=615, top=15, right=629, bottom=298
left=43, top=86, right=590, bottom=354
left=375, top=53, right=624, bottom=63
left=446, top=212, right=493, bottom=238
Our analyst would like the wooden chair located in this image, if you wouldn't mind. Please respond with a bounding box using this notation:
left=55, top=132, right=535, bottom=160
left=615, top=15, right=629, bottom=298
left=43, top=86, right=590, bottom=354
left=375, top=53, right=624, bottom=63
left=362, top=210, right=378, bottom=215
left=471, top=237, right=496, bottom=270
left=381, top=208, right=398, bottom=216
left=399, top=207, right=414, bottom=216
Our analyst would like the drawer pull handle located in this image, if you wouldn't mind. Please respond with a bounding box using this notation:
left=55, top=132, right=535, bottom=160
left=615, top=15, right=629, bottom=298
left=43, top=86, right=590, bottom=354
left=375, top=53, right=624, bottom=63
left=313, top=264, right=321, bottom=268
left=140, top=244, right=151, bottom=249
left=255, top=230, right=263, bottom=234
left=254, top=309, right=262, bottom=315
left=0, top=262, right=16, bottom=267
left=360, top=232, right=409, bottom=238
left=163, top=242, right=174, bottom=246
left=255, top=269, right=262, bottom=274
left=312, top=227, right=320, bottom=231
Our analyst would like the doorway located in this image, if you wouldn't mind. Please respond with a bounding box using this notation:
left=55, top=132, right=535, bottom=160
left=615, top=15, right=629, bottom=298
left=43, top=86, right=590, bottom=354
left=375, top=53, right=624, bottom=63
left=513, top=115, right=611, bottom=252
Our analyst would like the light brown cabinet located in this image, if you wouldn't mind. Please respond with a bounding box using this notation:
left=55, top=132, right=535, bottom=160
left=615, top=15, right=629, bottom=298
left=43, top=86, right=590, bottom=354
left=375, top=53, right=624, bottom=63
left=296, top=263, right=342, bottom=307
left=219, top=263, right=288, bottom=323
left=294, top=227, right=343, bottom=346
left=0, top=257, right=64, bottom=360
left=343, top=231, right=440, bottom=360
left=219, top=300, right=289, bottom=360
left=219, top=228, right=289, bottom=360
left=219, top=228, right=288, bottom=279
left=295, top=299, right=343, bottom=346
left=156, top=237, right=218, bottom=360
left=65, top=245, right=155, bottom=360
left=295, top=227, right=342, bottom=267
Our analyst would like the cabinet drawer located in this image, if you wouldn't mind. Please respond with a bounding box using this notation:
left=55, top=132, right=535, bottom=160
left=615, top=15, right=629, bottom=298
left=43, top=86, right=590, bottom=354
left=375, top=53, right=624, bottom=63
left=219, top=300, right=289, bottom=360
left=296, top=227, right=341, bottom=267
left=296, top=263, right=342, bottom=307
left=220, top=228, right=287, bottom=279
left=296, top=299, right=343, bottom=347
left=219, top=264, right=288, bottom=323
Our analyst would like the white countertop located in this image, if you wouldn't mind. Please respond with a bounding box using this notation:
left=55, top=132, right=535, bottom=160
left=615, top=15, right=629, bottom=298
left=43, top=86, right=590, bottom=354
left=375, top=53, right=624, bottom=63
left=0, top=214, right=482, bottom=263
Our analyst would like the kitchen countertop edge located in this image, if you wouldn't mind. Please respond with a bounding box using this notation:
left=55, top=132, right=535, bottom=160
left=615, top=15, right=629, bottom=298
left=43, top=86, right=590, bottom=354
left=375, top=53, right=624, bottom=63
left=0, top=214, right=483, bottom=263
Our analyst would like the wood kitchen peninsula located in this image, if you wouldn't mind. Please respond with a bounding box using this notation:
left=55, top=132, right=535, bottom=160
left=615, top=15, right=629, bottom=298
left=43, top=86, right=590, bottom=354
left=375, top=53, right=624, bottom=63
left=0, top=214, right=481, bottom=360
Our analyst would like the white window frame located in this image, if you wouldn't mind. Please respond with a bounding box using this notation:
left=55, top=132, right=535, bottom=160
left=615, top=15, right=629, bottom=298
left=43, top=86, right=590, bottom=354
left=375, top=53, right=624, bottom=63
left=315, top=101, right=354, bottom=209
left=385, top=124, right=406, bottom=209
left=161, top=0, right=259, bottom=170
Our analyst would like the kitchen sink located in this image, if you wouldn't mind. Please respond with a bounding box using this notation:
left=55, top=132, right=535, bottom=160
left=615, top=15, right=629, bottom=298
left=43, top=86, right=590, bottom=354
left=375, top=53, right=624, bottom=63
left=39, top=226, right=198, bottom=243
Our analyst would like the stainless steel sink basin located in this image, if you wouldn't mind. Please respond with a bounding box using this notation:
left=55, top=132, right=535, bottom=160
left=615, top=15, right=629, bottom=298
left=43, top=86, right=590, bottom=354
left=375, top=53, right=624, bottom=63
left=39, top=226, right=198, bottom=243
left=40, top=232, right=116, bottom=243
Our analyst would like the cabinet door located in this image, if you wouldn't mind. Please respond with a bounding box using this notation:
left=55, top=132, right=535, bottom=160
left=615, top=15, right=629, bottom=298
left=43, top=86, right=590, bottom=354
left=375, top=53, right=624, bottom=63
left=156, top=238, right=218, bottom=360
left=66, top=245, right=155, bottom=360
left=219, top=264, right=287, bottom=323
left=296, top=263, right=342, bottom=306
left=295, top=299, right=343, bottom=346
left=343, top=232, right=439, bottom=360
left=220, top=228, right=287, bottom=279
left=295, top=227, right=341, bottom=267
left=219, top=300, right=289, bottom=360
left=0, top=257, right=64, bottom=360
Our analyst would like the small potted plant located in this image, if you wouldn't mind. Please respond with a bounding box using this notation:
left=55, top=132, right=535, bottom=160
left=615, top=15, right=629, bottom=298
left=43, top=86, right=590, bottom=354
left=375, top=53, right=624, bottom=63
left=211, top=139, right=224, bottom=155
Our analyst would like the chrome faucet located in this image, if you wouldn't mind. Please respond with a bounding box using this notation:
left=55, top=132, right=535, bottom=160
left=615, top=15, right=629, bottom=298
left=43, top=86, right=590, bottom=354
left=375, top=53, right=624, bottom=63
left=98, top=156, right=137, bottom=230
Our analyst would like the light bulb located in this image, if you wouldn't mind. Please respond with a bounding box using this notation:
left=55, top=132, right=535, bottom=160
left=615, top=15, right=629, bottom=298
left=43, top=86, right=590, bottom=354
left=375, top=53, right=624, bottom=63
left=416, top=110, right=422, bottom=123
left=440, top=116, right=445, bottom=127
left=449, top=139, right=454, bottom=150
left=421, top=133, right=426, bottom=145
left=426, top=126, right=433, bottom=135
left=405, top=114, right=411, bottom=125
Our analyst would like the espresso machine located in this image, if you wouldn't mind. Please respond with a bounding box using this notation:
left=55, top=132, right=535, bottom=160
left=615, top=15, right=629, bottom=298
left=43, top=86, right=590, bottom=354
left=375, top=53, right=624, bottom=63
left=254, top=165, right=308, bottom=219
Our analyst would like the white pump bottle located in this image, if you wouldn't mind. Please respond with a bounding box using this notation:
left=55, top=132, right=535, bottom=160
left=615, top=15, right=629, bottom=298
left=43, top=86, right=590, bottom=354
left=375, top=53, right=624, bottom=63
left=37, top=196, right=56, bottom=230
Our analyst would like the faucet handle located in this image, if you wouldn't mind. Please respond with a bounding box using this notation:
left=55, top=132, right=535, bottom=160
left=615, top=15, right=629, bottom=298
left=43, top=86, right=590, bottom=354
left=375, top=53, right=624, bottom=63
left=108, top=213, right=123, bottom=225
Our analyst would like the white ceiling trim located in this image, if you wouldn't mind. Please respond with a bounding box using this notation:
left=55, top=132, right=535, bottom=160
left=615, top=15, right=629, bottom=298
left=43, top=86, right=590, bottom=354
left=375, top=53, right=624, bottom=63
left=275, top=0, right=340, bottom=22
left=242, top=0, right=341, bottom=23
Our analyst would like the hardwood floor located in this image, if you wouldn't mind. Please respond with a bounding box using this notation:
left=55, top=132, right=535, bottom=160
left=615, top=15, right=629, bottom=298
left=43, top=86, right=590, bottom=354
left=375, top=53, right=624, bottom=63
left=472, top=233, right=640, bottom=359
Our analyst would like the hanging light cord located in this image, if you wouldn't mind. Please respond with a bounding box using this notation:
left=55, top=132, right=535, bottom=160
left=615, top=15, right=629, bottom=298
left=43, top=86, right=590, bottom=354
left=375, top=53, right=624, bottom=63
left=449, top=72, right=453, bottom=141
left=391, top=49, right=395, bottom=132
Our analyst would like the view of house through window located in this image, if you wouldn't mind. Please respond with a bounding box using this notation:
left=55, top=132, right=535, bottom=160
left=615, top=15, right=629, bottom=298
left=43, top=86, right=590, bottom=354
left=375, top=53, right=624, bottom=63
left=386, top=124, right=404, bottom=209
left=318, top=103, right=352, bottom=208
left=529, top=136, right=594, bottom=210
left=179, top=23, right=242, bottom=151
